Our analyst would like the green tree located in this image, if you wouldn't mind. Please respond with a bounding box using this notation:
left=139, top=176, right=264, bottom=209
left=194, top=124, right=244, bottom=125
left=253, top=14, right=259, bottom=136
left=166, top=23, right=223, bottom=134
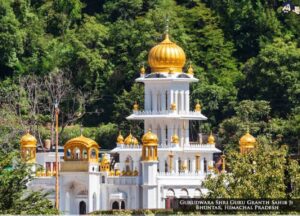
left=0, top=151, right=58, bottom=214
left=240, top=38, right=300, bottom=117
left=203, top=144, right=300, bottom=199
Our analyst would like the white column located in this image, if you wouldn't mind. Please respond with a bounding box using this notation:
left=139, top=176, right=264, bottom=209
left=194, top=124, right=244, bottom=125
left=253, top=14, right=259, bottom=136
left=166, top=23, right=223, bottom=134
left=192, top=158, right=196, bottom=173
left=170, top=90, right=173, bottom=107
left=161, top=125, right=166, bottom=146
left=185, top=120, right=189, bottom=146
left=185, top=90, right=189, bottom=113
left=161, top=92, right=166, bottom=112
left=174, top=91, right=178, bottom=112
left=180, top=91, right=184, bottom=112
left=175, top=157, right=179, bottom=173
left=153, top=90, right=157, bottom=112
left=167, top=123, right=172, bottom=146
left=145, top=87, right=149, bottom=111
left=180, top=121, right=184, bottom=146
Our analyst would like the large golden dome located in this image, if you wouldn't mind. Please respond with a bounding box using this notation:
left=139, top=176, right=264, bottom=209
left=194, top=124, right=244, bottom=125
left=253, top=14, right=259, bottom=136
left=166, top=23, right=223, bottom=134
left=148, top=34, right=186, bottom=73
left=20, top=132, right=37, bottom=148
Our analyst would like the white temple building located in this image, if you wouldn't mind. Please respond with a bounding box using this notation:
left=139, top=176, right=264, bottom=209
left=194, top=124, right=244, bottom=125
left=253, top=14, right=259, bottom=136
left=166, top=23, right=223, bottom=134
left=22, top=32, right=226, bottom=214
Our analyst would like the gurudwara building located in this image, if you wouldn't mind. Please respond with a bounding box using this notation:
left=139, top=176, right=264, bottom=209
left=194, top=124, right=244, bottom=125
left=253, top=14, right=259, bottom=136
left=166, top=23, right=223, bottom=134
left=21, top=32, right=256, bottom=214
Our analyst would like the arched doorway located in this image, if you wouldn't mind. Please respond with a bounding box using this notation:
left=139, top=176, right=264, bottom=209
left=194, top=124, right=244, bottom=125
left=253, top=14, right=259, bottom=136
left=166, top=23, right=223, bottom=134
left=121, top=201, right=125, bottom=209
left=79, top=201, right=86, bottom=215
left=112, top=201, right=119, bottom=209
left=165, top=189, right=175, bottom=209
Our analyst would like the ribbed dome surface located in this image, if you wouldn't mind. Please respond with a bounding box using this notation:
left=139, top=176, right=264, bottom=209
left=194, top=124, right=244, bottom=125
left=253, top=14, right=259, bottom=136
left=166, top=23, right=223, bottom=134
left=148, top=34, right=186, bottom=73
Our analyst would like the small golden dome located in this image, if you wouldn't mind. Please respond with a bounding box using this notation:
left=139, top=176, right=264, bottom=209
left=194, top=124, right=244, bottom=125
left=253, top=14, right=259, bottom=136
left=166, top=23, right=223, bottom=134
left=124, top=133, right=139, bottom=145
left=117, top=131, right=124, bottom=144
left=142, top=129, right=158, bottom=146
left=20, top=132, right=37, bottom=148
left=239, top=132, right=256, bottom=147
left=115, top=169, right=121, bottom=176
left=140, top=65, right=145, bottom=74
left=187, top=64, right=194, bottom=75
left=148, top=34, right=186, bottom=73
left=195, top=101, right=201, bottom=112
left=171, top=134, right=179, bottom=144
left=170, top=103, right=176, bottom=111
left=133, top=169, right=139, bottom=176
left=208, top=132, right=215, bottom=144
left=133, top=101, right=139, bottom=111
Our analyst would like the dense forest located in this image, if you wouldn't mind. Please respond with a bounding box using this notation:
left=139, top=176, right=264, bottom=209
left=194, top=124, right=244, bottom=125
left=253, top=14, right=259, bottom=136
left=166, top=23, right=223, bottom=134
left=0, top=0, right=299, bottom=153
left=0, top=0, right=300, bottom=213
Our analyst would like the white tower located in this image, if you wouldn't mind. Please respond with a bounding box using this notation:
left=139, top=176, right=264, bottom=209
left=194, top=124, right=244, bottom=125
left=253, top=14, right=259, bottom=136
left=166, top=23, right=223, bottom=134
left=141, top=130, right=159, bottom=208
left=127, top=33, right=207, bottom=148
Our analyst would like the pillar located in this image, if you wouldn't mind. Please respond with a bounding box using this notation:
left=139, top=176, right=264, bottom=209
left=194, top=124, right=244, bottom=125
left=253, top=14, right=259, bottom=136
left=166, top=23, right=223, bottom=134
left=195, top=154, right=200, bottom=173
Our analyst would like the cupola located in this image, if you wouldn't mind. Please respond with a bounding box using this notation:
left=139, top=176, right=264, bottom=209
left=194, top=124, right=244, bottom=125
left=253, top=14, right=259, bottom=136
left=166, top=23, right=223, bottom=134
left=239, top=130, right=256, bottom=153
left=148, top=34, right=186, bottom=73
left=20, top=131, right=37, bottom=163
left=64, top=135, right=99, bottom=162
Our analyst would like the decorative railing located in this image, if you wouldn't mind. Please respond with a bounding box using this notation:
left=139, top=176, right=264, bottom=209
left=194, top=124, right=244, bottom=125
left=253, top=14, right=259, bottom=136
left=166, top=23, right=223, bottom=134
left=106, top=176, right=140, bottom=185
left=157, top=172, right=206, bottom=177
left=30, top=176, right=55, bottom=185
left=116, top=143, right=215, bottom=149
left=132, top=110, right=203, bottom=115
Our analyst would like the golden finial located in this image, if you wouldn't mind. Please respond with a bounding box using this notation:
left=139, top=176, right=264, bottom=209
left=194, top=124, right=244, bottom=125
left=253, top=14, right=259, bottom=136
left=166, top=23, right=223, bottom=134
left=187, top=62, right=194, bottom=75
left=140, top=64, right=145, bottom=74
left=194, top=100, right=201, bottom=112
left=208, top=131, right=215, bottom=144
left=170, top=103, right=176, bottom=111
left=133, top=101, right=139, bottom=111
left=221, top=153, right=226, bottom=173
left=117, top=131, right=124, bottom=144
left=171, top=133, right=179, bottom=144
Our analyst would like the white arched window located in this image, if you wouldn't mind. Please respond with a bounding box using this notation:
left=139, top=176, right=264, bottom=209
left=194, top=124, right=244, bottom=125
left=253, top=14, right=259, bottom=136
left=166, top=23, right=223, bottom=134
left=180, top=188, right=189, bottom=198
left=166, top=188, right=175, bottom=197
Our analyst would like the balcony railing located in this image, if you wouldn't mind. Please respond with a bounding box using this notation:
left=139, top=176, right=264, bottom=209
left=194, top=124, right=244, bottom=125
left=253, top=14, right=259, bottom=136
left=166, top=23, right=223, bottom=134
left=157, top=172, right=205, bottom=177
left=116, top=143, right=215, bottom=149
left=131, top=110, right=203, bottom=115
left=106, top=176, right=140, bottom=185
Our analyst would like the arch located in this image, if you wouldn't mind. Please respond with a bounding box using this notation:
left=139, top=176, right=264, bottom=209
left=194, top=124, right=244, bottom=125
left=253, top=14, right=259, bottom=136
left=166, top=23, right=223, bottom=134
left=194, top=188, right=201, bottom=198
left=180, top=188, right=189, bottom=198
left=93, top=193, right=97, bottom=211
left=74, top=147, right=81, bottom=160
left=66, top=149, right=71, bottom=159
left=82, top=149, right=87, bottom=159
left=90, top=148, right=97, bottom=159
left=121, top=201, right=125, bottom=209
left=112, top=201, right=119, bottom=209
left=166, top=188, right=175, bottom=209
left=125, top=155, right=133, bottom=171
left=166, top=188, right=175, bottom=197
left=79, top=201, right=86, bottom=215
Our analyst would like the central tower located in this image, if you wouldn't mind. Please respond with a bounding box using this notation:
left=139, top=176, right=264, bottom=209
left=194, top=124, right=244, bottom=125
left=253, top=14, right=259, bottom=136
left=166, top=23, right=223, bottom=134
left=127, top=33, right=207, bottom=147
